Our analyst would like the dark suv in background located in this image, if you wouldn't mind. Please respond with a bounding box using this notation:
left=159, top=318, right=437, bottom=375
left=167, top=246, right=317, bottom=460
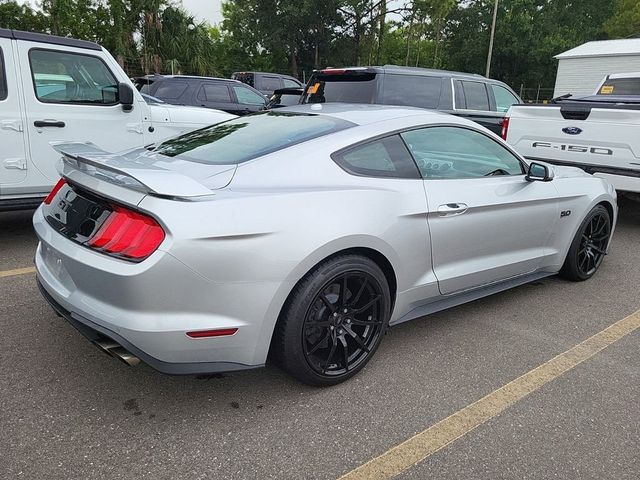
left=301, top=66, right=521, bottom=134
left=232, top=71, right=303, bottom=96
left=134, top=75, right=267, bottom=115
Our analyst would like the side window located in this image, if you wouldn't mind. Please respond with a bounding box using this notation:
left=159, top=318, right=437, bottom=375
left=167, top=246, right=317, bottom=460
left=283, top=78, right=301, bottom=88
left=260, top=76, right=282, bottom=92
left=401, top=126, right=524, bottom=179
left=233, top=86, right=266, bottom=106
left=491, top=84, right=519, bottom=112
left=332, top=135, right=420, bottom=179
left=29, top=49, right=118, bottom=105
left=382, top=74, right=442, bottom=109
left=0, top=48, right=7, bottom=101
left=197, top=83, right=232, bottom=103
left=460, top=81, right=490, bottom=111
left=454, top=80, right=465, bottom=109
left=154, top=81, right=188, bottom=100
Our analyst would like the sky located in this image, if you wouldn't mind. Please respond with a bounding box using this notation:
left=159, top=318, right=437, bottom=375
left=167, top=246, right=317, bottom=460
left=181, top=0, right=224, bottom=25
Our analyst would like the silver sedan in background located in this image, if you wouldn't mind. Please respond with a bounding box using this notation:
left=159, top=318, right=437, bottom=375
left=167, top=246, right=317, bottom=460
left=34, top=104, right=617, bottom=386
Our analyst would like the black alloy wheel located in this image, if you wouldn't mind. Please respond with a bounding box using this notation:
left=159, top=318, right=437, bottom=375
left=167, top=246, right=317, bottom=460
left=561, top=205, right=611, bottom=281
left=274, top=255, right=391, bottom=386
left=302, top=271, right=385, bottom=377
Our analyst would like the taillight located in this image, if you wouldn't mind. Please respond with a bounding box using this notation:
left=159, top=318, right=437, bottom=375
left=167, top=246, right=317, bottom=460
left=501, top=117, right=510, bottom=140
left=87, top=206, right=165, bottom=261
left=43, top=178, right=66, bottom=205
left=320, top=69, right=346, bottom=75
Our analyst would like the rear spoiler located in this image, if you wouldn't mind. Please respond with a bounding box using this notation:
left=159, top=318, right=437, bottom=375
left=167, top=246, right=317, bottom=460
left=51, top=142, right=216, bottom=200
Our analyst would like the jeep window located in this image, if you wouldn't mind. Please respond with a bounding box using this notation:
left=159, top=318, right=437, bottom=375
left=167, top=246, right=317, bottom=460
left=302, top=72, right=377, bottom=104
left=382, top=74, right=442, bottom=109
left=29, top=49, right=119, bottom=105
left=0, top=48, right=7, bottom=101
left=491, top=85, right=519, bottom=112
left=197, top=83, right=232, bottom=103
left=155, top=111, right=354, bottom=165
left=459, top=81, right=490, bottom=111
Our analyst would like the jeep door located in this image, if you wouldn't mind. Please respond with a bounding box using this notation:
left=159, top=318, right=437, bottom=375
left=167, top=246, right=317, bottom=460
left=0, top=37, right=28, bottom=191
left=17, top=42, right=146, bottom=192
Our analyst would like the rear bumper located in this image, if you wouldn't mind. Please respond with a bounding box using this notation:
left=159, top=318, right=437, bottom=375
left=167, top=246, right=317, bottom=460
left=37, top=279, right=259, bottom=375
left=33, top=205, right=273, bottom=373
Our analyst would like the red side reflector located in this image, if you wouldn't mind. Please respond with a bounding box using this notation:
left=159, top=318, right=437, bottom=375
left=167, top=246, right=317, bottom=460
left=501, top=117, right=510, bottom=141
left=43, top=178, right=66, bottom=205
left=87, top=206, right=165, bottom=261
left=186, top=328, right=238, bottom=339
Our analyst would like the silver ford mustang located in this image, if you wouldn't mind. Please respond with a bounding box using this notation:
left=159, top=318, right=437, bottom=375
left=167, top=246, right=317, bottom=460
left=34, top=104, right=617, bottom=386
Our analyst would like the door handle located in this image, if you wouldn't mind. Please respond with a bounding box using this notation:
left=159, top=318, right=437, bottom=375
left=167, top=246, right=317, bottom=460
left=437, top=203, right=468, bottom=217
left=34, top=120, right=66, bottom=128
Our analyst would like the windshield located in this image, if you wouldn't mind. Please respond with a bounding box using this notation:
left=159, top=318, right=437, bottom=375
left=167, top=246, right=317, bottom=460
left=302, top=73, right=377, bottom=104
left=597, top=78, right=640, bottom=96
left=153, top=111, right=354, bottom=164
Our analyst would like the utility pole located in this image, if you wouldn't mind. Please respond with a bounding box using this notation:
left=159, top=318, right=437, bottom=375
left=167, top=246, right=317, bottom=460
left=485, top=0, right=499, bottom=78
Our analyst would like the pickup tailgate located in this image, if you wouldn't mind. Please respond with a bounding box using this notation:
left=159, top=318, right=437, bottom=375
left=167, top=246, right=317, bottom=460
left=505, top=104, right=640, bottom=176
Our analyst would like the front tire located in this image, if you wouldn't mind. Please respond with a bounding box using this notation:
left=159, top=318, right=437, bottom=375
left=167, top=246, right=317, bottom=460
left=274, top=255, right=391, bottom=386
left=560, top=205, right=611, bottom=281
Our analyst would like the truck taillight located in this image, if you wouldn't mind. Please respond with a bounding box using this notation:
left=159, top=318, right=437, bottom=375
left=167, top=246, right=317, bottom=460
left=87, top=206, right=165, bottom=261
left=501, top=117, right=510, bottom=141
left=43, top=178, right=66, bottom=205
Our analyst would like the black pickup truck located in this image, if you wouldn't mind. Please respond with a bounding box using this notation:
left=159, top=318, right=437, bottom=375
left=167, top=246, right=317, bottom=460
left=299, top=65, right=521, bottom=135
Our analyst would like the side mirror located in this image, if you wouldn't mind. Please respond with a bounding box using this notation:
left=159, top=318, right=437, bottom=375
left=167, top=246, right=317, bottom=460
left=118, top=82, right=135, bottom=112
left=526, top=162, right=553, bottom=182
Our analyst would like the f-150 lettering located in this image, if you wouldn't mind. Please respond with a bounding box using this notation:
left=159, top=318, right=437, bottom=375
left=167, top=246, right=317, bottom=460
left=532, top=142, right=613, bottom=155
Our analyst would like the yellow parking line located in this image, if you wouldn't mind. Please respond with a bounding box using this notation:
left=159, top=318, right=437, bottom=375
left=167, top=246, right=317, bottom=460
left=339, top=309, right=640, bottom=480
left=0, top=266, right=36, bottom=278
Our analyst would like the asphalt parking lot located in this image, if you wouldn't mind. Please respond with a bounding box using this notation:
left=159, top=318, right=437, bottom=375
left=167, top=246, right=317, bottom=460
left=2, top=197, right=639, bottom=480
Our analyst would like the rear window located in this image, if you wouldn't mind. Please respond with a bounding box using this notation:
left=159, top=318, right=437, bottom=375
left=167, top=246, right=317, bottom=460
left=381, top=74, right=442, bottom=109
left=233, top=72, right=254, bottom=87
left=154, top=111, right=354, bottom=165
left=597, top=78, right=640, bottom=96
left=302, top=72, right=377, bottom=104
left=260, top=76, right=282, bottom=92
left=460, top=81, right=490, bottom=110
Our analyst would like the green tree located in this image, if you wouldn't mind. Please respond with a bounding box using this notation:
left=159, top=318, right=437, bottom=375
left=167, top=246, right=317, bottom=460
left=605, top=0, right=640, bottom=38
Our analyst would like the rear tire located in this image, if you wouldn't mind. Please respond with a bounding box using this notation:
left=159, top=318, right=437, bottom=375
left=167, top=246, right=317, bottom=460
left=560, top=205, right=611, bottom=281
left=274, top=255, right=391, bottom=386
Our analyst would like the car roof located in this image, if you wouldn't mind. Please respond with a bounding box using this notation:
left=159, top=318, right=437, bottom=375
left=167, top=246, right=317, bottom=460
left=279, top=103, right=448, bottom=126
left=155, top=75, right=242, bottom=83
left=0, top=28, right=101, bottom=51
left=314, top=65, right=486, bottom=80
left=234, top=71, right=299, bottom=80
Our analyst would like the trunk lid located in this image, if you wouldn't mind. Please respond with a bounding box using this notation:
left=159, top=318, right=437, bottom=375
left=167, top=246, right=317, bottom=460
left=52, top=142, right=236, bottom=200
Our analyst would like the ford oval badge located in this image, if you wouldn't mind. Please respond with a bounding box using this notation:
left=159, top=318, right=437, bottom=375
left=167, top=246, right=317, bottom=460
left=562, top=126, right=582, bottom=135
